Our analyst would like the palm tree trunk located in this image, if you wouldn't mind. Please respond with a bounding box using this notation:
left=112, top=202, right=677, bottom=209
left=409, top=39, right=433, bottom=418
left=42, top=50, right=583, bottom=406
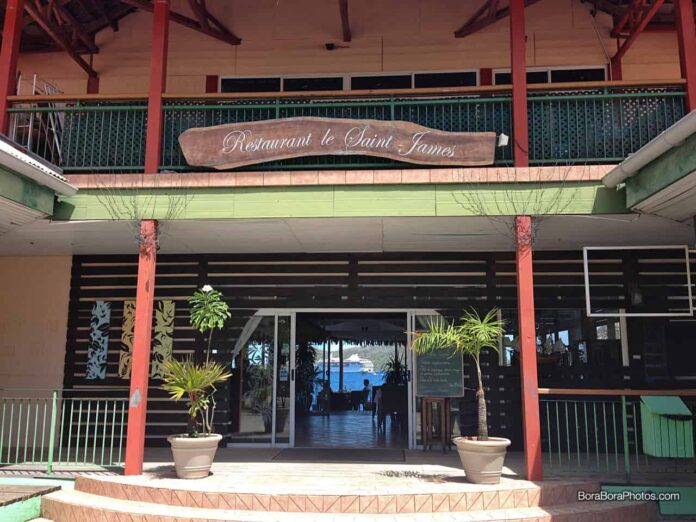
left=475, top=359, right=488, bottom=440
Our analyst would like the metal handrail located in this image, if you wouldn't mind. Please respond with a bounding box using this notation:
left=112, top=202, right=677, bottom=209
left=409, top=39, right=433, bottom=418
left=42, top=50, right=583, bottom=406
left=0, top=390, right=128, bottom=473
left=540, top=389, right=696, bottom=481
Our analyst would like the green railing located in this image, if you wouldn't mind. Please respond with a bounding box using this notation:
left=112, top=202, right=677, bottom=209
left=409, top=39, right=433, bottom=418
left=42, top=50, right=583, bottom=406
left=6, top=83, right=686, bottom=172
left=0, top=389, right=127, bottom=473
left=540, top=389, right=696, bottom=481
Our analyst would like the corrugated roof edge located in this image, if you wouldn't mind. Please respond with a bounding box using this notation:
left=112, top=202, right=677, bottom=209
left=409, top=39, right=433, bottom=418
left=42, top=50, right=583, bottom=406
left=0, top=134, right=76, bottom=196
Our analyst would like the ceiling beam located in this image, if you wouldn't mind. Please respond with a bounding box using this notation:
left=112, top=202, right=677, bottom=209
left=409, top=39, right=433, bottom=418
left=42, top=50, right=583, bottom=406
left=86, top=0, right=120, bottom=32
left=613, top=0, right=666, bottom=62
left=455, top=0, right=543, bottom=38
left=24, top=0, right=97, bottom=77
left=338, top=0, right=351, bottom=42
left=611, top=0, right=642, bottom=37
left=187, top=0, right=209, bottom=30
left=52, top=0, right=99, bottom=53
left=119, top=0, right=241, bottom=45
left=454, top=1, right=494, bottom=38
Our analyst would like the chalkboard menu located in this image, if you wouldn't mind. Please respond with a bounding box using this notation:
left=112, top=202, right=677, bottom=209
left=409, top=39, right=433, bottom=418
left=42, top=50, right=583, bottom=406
left=416, top=348, right=465, bottom=397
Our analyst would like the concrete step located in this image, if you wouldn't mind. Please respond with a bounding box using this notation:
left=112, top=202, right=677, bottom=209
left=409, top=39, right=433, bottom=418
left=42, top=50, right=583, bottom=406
left=42, top=489, right=659, bottom=522
left=75, top=475, right=601, bottom=513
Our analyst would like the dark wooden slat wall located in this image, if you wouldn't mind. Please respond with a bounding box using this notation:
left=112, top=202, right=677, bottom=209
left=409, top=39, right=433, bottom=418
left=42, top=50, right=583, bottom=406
left=63, top=250, right=696, bottom=447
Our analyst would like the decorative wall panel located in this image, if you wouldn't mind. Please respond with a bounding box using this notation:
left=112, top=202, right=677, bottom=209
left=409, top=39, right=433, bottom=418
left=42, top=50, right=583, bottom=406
left=150, top=300, right=175, bottom=380
left=118, top=300, right=135, bottom=379
left=86, top=301, right=111, bottom=380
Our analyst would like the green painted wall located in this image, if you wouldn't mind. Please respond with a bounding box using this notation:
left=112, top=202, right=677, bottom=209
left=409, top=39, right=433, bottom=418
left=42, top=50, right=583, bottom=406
left=0, top=167, right=55, bottom=215
left=0, top=496, right=41, bottom=522
left=55, top=182, right=626, bottom=221
left=626, top=132, right=696, bottom=208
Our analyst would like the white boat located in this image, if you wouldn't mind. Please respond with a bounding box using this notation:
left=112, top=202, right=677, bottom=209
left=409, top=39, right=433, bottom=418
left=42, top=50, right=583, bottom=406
left=324, top=353, right=374, bottom=373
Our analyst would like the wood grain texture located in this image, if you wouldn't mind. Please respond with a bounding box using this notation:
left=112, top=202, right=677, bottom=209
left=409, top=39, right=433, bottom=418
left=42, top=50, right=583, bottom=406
left=179, top=117, right=496, bottom=169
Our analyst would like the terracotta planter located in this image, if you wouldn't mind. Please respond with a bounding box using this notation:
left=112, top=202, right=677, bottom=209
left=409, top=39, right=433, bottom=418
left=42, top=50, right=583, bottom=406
left=454, top=436, right=511, bottom=484
left=167, top=433, right=222, bottom=479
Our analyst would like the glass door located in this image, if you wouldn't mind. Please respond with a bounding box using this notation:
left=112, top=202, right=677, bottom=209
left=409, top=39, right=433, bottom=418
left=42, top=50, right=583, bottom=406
left=232, top=312, right=295, bottom=446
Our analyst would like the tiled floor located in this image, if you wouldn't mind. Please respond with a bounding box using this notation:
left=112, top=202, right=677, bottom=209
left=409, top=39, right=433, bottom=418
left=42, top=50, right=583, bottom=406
left=294, top=410, right=408, bottom=448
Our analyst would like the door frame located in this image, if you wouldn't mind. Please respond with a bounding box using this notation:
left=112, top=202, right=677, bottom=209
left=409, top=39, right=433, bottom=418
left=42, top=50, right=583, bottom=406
left=249, top=308, right=439, bottom=449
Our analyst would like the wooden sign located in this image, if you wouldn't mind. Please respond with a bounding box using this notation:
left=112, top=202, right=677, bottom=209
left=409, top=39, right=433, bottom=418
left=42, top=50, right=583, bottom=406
left=178, top=117, right=496, bottom=169
left=416, top=347, right=465, bottom=398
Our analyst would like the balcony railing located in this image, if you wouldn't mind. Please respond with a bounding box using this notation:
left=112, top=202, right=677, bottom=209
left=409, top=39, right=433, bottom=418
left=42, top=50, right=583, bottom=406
left=6, top=80, right=686, bottom=173
left=0, top=389, right=127, bottom=473
left=539, top=388, right=696, bottom=480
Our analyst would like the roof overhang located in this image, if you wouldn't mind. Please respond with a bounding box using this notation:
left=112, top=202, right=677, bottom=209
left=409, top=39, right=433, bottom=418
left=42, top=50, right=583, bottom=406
left=0, top=134, right=76, bottom=197
left=0, top=135, right=77, bottom=234
left=602, top=110, right=696, bottom=223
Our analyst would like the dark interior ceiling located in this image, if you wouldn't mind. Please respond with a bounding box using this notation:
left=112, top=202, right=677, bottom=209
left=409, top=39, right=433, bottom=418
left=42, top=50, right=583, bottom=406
left=0, top=0, right=694, bottom=54
left=1, top=1, right=133, bottom=53
left=583, top=0, right=695, bottom=31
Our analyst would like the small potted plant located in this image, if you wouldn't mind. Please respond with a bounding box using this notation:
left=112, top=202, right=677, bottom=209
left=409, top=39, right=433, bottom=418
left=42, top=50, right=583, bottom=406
left=161, top=285, right=231, bottom=479
left=412, top=308, right=509, bottom=484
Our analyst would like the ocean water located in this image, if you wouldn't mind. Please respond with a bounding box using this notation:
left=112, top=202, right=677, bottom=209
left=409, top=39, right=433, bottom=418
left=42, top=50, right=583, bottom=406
left=322, top=370, right=386, bottom=392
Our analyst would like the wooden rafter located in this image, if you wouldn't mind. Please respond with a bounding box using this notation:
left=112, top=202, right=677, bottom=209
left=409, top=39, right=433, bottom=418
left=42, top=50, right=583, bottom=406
left=338, top=0, right=351, bottom=43
left=52, top=0, right=99, bottom=53
left=85, top=0, right=120, bottom=32
left=24, top=0, right=98, bottom=77
left=583, top=0, right=692, bottom=31
left=119, top=0, right=241, bottom=45
left=454, top=0, right=542, bottom=38
left=613, top=0, right=666, bottom=61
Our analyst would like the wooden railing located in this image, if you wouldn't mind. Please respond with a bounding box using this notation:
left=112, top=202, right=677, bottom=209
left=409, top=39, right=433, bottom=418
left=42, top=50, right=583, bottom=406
left=5, top=80, right=687, bottom=173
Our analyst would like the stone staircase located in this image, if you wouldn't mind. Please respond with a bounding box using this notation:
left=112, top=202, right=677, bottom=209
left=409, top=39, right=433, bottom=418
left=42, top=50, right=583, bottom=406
left=39, top=475, right=658, bottom=521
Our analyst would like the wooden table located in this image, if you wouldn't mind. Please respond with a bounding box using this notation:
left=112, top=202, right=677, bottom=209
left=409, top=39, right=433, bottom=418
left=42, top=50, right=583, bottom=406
left=421, top=397, right=452, bottom=452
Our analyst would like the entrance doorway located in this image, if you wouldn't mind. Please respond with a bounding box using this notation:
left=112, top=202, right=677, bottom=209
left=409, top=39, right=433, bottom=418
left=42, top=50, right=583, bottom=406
left=294, top=313, right=408, bottom=449
left=229, top=309, right=440, bottom=449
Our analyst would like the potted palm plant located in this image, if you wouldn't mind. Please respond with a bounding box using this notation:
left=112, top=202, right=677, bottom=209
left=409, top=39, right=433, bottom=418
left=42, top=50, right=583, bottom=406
left=412, top=308, right=509, bottom=484
left=161, top=285, right=232, bottom=479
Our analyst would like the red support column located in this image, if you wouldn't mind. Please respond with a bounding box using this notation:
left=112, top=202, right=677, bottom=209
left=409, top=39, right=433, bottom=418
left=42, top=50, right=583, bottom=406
left=515, top=215, right=543, bottom=481
left=675, top=0, right=696, bottom=111
left=124, top=0, right=169, bottom=476
left=86, top=75, right=100, bottom=94
left=0, top=0, right=25, bottom=135
left=124, top=220, right=158, bottom=476
left=509, top=0, right=529, bottom=167
left=144, top=0, right=170, bottom=174
left=610, top=55, right=623, bottom=81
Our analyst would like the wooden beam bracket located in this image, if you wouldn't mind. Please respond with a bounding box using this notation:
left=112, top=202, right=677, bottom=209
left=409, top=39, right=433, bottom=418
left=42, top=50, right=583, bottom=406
left=119, top=0, right=241, bottom=45
left=338, top=0, right=351, bottom=42
left=24, top=0, right=98, bottom=77
left=455, top=0, right=542, bottom=39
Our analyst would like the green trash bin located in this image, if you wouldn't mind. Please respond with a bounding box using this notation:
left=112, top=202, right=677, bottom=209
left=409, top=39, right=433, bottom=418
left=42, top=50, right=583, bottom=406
left=640, top=396, right=694, bottom=458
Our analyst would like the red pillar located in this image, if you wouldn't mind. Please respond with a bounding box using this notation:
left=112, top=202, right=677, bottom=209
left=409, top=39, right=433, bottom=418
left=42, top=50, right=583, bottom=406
left=610, top=55, right=623, bottom=81
left=0, top=0, right=25, bottom=135
left=144, top=0, right=170, bottom=174
left=124, top=220, right=158, bottom=476
left=86, top=75, right=100, bottom=94
left=515, top=216, right=543, bottom=481
left=509, top=0, right=529, bottom=167
left=124, top=0, right=169, bottom=476
left=674, top=0, right=696, bottom=111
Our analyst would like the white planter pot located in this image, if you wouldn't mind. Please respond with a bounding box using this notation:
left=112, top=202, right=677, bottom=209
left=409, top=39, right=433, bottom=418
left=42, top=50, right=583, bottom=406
left=453, top=436, right=511, bottom=484
left=167, top=433, right=222, bottom=479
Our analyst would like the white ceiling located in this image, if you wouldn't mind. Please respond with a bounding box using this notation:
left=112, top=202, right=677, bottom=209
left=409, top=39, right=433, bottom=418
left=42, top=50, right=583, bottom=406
left=0, top=214, right=692, bottom=256
left=632, top=170, right=696, bottom=223
left=0, top=196, right=45, bottom=236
